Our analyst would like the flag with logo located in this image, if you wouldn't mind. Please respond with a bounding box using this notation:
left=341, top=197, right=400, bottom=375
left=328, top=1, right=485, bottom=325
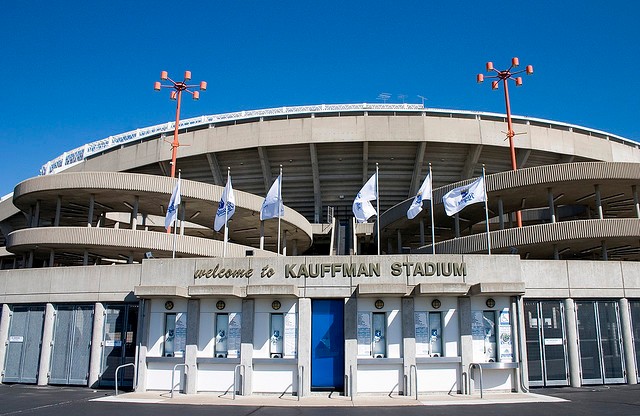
left=442, top=176, right=486, bottom=216
left=260, top=173, right=284, bottom=220
left=164, top=177, right=181, bottom=230
left=407, top=172, right=432, bottom=220
left=352, top=172, right=378, bottom=223
left=214, top=176, right=236, bottom=231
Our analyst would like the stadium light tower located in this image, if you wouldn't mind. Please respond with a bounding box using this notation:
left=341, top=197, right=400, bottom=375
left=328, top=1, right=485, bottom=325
left=477, top=57, right=533, bottom=228
left=154, top=71, right=207, bottom=178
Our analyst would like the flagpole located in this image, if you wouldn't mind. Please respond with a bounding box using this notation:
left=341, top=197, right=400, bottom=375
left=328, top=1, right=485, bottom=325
left=483, top=164, right=491, bottom=255
left=172, top=171, right=181, bottom=259
left=429, top=163, right=436, bottom=255
left=376, top=162, right=380, bottom=256
left=223, top=167, right=230, bottom=258
left=277, top=165, right=282, bottom=256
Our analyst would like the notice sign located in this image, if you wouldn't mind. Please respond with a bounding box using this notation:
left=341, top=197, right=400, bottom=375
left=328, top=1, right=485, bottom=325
left=498, top=309, right=513, bottom=362
left=357, top=312, right=372, bottom=356
left=284, top=313, right=297, bottom=357
left=414, top=312, right=430, bottom=355
left=174, top=313, right=187, bottom=357
left=227, top=313, right=241, bottom=357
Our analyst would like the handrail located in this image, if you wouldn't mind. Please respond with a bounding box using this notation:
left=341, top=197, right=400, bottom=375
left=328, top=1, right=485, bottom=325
left=170, top=363, right=188, bottom=398
left=297, top=365, right=304, bottom=401
left=114, top=362, right=135, bottom=396
left=233, top=364, right=245, bottom=400
left=409, top=364, right=417, bottom=400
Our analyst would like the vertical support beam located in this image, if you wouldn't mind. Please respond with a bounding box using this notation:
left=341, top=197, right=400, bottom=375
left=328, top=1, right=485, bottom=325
left=498, top=197, right=505, bottom=229
left=184, top=299, right=200, bottom=394
left=458, top=297, right=473, bottom=394
left=402, top=298, right=416, bottom=396
left=88, top=194, right=95, bottom=227
left=38, top=303, right=55, bottom=386
left=282, top=230, right=288, bottom=256
left=510, top=296, right=522, bottom=392
left=240, top=299, right=255, bottom=395
left=601, top=240, right=608, bottom=261
left=564, top=298, right=581, bottom=387
left=408, top=142, right=427, bottom=197
left=259, top=221, right=265, bottom=250
left=419, top=219, right=425, bottom=246
left=135, top=298, right=152, bottom=392
left=594, top=184, right=603, bottom=220
left=553, top=244, right=559, bottom=260
left=88, top=302, right=105, bottom=388
left=33, top=200, right=41, bottom=228
left=257, top=146, right=273, bottom=193
left=396, top=229, right=402, bottom=254
left=54, top=196, right=62, bottom=227
left=205, top=153, right=224, bottom=186
left=131, top=196, right=139, bottom=230
left=361, top=142, right=369, bottom=183
left=619, top=298, right=638, bottom=384
left=633, top=185, right=640, bottom=219
left=0, top=304, right=11, bottom=378
left=309, top=143, right=322, bottom=224
left=516, top=149, right=531, bottom=169
left=461, top=145, right=483, bottom=180
left=514, top=296, right=529, bottom=391
left=454, top=213, right=460, bottom=238
left=344, top=295, right=358, bottom=397
left=49, top=249, right=55, bottom=267
left=547, top=188, right=556, bottom=223
left=298, top=298, right=312, bottom=397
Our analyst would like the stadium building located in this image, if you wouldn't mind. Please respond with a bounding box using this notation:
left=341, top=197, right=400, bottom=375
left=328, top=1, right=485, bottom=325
left=0, top=103, right=639, bottom=396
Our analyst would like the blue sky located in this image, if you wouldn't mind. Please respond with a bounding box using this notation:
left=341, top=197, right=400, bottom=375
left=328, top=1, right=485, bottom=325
left=2, top=1, right=639, bottom=196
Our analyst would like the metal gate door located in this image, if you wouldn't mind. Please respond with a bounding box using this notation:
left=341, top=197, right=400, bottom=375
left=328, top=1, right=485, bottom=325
left=49, top=305, right=94, bottom=385
left=576, top=300, right=626, bottom=385
left=3, top=306, right=45, bottom=383
left=311, top=299, right=344, bottom=390
left=630, top=301, right=640, bottom=380
left=99, top=304, right=138, bottom=387
left=524, top=300, right=569, bottom=387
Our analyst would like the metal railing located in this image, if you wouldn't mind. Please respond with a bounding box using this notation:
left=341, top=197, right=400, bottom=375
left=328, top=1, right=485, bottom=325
left=409, top=364, right=417, bottom=400
left=170, top=363, right=188, bottom=398
left=114, top=362, right=136, bottom=396
left=232, top=364, right=244, bottom=400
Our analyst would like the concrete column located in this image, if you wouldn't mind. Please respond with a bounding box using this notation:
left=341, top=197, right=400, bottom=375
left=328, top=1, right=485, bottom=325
left=498, top=197, right=505, bottom=229
left=601, top=240, right=608, bottom=261
left=511, top=296, right=525, bottom=392
left=595, top=185, right=603, bottom=219
left=633, top=185, right=640, bottom=219
left=564, top=298, right=581, bottom=387
left=419, top=219, right=425, bottom=246
left=547, top=188, right=556, bottom=223
left=135, top=298, right=152, bottom=392
left=297, top=298, right=311, bottom=397
left=184, top=299, right=200, bottom=394
left=553, top=244, right=559, bottom=260
left=88, top=194, right=95, bottom=227
left=179, top=200, right=185, bottom=236
left=88, top=302, right=105, bottom=388
left=618, top=298, right=638, bottom=384
left=282, top=231, right=288, bottom=256
left=131, top=196, right=139, bottom=230
left=458, top=297, right=473, bottom=394
left=344, top=295, right=358, bottom=397
left=291, top=240, right=298, bottom=256
left=49, top=249, right=55, bottom=267
left=454, top=213, right=460, bottom=238
left=34, top=200, right=41, bottom=227
left=37, top=303, right=56, bottom=386
left=259, top=221, right=265, bottom=250
left=397, top=229, right=402, bottom=254
left=240, top=299, right=255, bottom=395
left=402, top=297, right=416, bottom=396
left=0, top=304, right=11, bottom=379
left=83, top=250, right=89, bottom=266
left=54, top=196, right=61, bottom=227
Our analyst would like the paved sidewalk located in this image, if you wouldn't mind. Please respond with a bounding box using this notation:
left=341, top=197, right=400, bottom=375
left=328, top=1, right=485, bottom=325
left=93, top=390, right=567, bottom=407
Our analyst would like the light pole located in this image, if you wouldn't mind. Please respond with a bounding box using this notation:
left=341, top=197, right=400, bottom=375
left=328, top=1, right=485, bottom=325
left=154, top=71, right=207, bottom=178
left=477, top=57, right=533, bottom=227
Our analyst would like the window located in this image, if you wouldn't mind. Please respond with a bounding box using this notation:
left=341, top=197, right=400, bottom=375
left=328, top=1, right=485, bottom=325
left=163, top=313, right=176, bottom=357
left=372, top=312, right=386, bottom=358
left=215, top=313, right=228, bottom=358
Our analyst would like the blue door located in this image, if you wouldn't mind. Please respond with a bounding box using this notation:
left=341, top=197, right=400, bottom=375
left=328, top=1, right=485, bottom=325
left=311, top=299, right=344, bottom=390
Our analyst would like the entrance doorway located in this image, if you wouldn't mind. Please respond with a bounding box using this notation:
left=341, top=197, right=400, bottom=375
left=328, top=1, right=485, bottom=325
left=49, top=305, right=94, bottom=385
left=3, top=305, right=44, bottom=383
left=311, top=299, right=344, bottom=390
left=99, top=304, right=138, bottom=388
left=576, top=300, right=625, bottom=384
left=524, top=300, right=569, bottom=386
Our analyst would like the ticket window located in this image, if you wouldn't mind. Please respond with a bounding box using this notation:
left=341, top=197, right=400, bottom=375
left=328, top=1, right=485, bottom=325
left=164, top=313, right=176, bottom=357
left=483, top=311, right=497, bottom=362
left=215, top=314, right=228, bottom=358
left=270, top=313, right=284, bottom=358
left=429, top=312, right=443, bottom=357
left=372, top=312, right=386, bottom=358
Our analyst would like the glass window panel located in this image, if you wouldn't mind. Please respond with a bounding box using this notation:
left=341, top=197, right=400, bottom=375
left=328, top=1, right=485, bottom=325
left=576, top=301, right=602, bottom=381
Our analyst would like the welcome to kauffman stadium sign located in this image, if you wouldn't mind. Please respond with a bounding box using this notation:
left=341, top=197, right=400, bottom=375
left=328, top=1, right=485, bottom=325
left=194, top=261, right=467, bottom=280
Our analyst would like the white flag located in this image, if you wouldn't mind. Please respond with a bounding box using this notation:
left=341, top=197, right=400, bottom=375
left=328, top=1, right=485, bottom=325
left=214, top=176, right=236, bottom=232
left=164, top=178, right=181, bottom=230
left=442, top=176, right=487, bottom=216
left=407, top=172, right=432, bottom=220
left=352, top=172, right=378, bottom=223
left=260, top=174, right=284, bottom=220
